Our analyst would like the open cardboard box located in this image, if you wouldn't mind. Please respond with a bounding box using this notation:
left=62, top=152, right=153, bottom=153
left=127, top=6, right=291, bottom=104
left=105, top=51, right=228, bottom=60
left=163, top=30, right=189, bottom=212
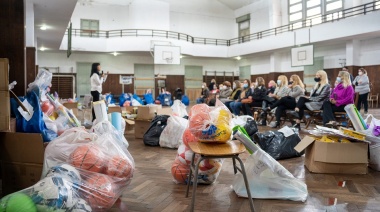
left=137, top=105, right=162, bottom=120
left=134, top=119, right=152, bottom=139
left=0, top=132, right=45, bottom=196
left=295, top=136, right=368, bottom=174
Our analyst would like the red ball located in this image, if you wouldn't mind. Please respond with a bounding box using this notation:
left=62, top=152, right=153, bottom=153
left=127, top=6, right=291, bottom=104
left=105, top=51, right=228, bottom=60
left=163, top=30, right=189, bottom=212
left=189, top=104, right=210, bottom=117
left=41, top=101, right=54, bottom=116
left=182, top=128, right=198, bottom=148
left=189, top=112, right=211, bottom=137
left=171, top=158, right=190, bottom=184
left=105, top=156, right=134, bottom=180
left=69, top=144, right=105, bottom=173
left=82, top=174, right=117, bottom=210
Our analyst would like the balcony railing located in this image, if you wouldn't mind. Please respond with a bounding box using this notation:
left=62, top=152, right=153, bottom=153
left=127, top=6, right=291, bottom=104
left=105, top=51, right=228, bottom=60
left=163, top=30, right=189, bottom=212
left=68, top=0, right=379, bottom=47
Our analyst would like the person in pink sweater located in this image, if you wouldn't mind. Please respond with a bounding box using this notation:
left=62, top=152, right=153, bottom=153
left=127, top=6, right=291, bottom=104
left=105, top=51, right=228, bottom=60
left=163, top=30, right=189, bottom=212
left=323, top=71, right=354, bottom=127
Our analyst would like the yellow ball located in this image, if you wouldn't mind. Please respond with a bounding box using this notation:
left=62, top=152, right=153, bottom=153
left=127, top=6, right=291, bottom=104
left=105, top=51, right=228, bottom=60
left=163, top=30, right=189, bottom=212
left=216, top=109, right=231, bottom=125
left=214, top=123, right=232, bottom=142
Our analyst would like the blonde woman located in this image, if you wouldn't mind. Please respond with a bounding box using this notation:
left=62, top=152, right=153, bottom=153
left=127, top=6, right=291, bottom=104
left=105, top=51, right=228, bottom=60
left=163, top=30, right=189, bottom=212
left=259, top=75, right=290, bottom=126
left=323, top=71, right=354, bottom=127
left=224, top=80, right=242, bottom=111
left=292, top=70, right=331, bottom=130
left=196, top=82, right=210, bottom=104
left=268, top=74, right=305, bottom=128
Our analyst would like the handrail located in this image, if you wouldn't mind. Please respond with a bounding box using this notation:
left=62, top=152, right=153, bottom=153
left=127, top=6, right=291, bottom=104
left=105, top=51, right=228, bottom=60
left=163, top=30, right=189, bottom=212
left=67, top=1, right=379, bottom=47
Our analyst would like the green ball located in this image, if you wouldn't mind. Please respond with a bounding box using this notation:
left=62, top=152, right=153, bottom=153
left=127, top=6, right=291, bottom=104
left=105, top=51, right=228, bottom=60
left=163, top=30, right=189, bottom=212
left=0, top=193, right=37, bottom=212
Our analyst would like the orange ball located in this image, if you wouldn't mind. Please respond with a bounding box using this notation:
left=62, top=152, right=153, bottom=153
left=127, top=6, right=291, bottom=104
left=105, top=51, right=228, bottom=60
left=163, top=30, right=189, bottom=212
left=82, top=174, right=117, bottom=210
left=189, top=104, right=210, bottom=117
left=105, top=156, right=134, bottom=180
left=189, top=112, right=211, bottom=138
left=182, top=128, right=198, bottom=148
left=69, top=144, right=105, bottom=173
left=171, top=159, right=190, bottom=184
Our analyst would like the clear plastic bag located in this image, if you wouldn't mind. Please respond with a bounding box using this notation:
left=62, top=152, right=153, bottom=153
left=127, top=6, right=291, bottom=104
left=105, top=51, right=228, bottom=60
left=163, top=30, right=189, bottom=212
left=40, top=123, right=135, bottom=211
left=188, top=103, right=232, bottom=142
left=233, top=131, right=308, bottom=202
left=171, top=100, right=188, bottom=117
left=27, top=69, right=52, bottom=93
left=159, top=116, right=188, bottom=148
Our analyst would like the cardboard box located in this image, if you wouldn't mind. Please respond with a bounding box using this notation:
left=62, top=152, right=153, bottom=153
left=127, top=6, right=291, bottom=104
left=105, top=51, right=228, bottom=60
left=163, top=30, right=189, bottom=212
left=0, top=91, right=10, bottom=132
left=122, top=106, right=136, bottom=114
left=124, top=118, right=135, bottom=135
left=63, top=102, right=79, bottom=117
left=157, top=107, right=172, bottom=116
left=108, top=106, right=122, bottom=114
left=134, top=119, right=152, bottom=139
left=0, top=132, right=45, bottom=195
left=137, top=105, right=162, bottom=120
left=295, top=136, right=368, bottom=174
left=10, top=118, right=16, bottom=132
left=0, top=58, right=9, bottom=91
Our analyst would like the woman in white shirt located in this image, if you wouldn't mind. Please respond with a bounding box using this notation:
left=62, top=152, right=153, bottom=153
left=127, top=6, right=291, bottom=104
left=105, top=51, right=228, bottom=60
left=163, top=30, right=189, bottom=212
left=90, top=63, right=108, bottom=121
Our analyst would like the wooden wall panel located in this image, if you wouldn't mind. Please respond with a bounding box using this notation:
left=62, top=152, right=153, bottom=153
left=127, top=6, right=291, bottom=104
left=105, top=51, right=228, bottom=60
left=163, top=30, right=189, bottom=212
left=0, top=0, right=25, bottom=95
left=102, top=74, right=134, bottom=95
left=26, top=47, right=36, bottom=86
left=186, top=88, right=202, bottom=102
left=161, top=75, right=184, bottom=96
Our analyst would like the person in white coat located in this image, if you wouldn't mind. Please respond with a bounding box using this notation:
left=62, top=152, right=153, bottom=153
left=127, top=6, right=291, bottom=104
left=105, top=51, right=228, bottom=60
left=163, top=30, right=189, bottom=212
left=90, top=63, right=108, bottom=121
left=353, top=68, right=370, bottom=115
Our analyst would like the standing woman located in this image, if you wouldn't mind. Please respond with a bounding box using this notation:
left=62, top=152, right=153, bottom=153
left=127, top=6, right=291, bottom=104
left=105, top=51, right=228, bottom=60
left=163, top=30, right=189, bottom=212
left=90, top=63, right=108, bottom=121
left=353, top=68, right=370, bottom=115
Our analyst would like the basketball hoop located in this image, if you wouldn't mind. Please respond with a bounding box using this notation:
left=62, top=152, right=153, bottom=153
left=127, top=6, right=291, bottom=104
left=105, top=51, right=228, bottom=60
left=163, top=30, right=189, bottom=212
left=165, top=57, right=173, bottom=64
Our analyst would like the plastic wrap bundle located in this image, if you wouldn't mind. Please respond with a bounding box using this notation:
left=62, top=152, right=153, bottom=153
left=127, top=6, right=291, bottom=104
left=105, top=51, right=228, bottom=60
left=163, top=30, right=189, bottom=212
left=188, top=103, right=232, bottom=142
left=39, top=124, right=134, bottom=211
left=27, top=69, right=53, bottom=94
left=344, top=104, right=367, bottom=131
left=253, top=130, right=303, bottom=160
left=233, top=130, right=308, bottom=202
left=159, top=116, right=188, bottom=148
left=171, top=144, right=224, bottom=185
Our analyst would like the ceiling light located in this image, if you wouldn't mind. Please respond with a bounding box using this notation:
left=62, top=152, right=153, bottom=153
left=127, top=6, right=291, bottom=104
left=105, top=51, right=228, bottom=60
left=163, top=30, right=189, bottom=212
left=112, top=52, right=119, bottom=56
left=40, top=25, right=47, bottom=30
left=180, top=55, right=183, bottom=59
left=40, top=47, right=46, bottom=51
left=236, top=56, right=241, bottom=60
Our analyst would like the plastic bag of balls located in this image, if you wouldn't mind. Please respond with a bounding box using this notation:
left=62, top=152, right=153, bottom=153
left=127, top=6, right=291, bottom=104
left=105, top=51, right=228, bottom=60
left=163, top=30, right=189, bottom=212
left=39, top=123, right=134, bottom=211
left=188, top=101, right=232, bottom=143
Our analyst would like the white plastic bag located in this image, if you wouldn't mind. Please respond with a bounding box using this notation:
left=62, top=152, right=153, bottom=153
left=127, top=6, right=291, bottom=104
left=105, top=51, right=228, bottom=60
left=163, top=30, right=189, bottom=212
left=159, top=116, right=188, bottom=148
left=171, top=100, right=188, bottom=117
left=233, top=131, right=308, bottom=202
left=231, top=115, right=255, bottom=128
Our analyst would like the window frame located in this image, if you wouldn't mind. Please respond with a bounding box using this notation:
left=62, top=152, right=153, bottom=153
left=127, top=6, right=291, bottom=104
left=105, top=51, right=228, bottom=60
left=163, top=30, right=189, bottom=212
left=80, top=19, right=99, bottom=38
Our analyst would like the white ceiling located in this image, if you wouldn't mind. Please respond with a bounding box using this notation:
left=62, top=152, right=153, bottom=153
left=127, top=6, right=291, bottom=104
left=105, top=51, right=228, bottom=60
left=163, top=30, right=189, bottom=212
left=216, top=0, right=260, bottom=10
left=32, top=0, right=77, bottom=50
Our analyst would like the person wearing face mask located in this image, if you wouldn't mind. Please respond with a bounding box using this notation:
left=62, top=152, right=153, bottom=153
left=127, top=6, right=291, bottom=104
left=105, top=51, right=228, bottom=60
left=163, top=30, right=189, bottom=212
left=267, top=74, right=305, bottom=128
left=230, top=79, right=252, bottom=116
left=196, top=82, right=210, bottom=104
left=259, top=75, right=290, bottom=126
left=243, top=77, right=267, bottom=117
left=267, top=80, right=277, bottom=95
left=224, top=80, right=242, bottom=111
left=218, top=81, right=233, bottom=102
left=353, top=68, right=370, bottom=115
left=323, top=71, right=354, bottom=127
left=291, top=70, right=331, bottom=130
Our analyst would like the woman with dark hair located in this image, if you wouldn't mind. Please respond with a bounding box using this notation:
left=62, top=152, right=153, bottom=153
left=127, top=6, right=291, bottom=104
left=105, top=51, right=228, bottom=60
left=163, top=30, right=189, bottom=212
left=230, top=79, right=252, bottom=116
left=90, top=63, right=108, bottom=121
left=243, top=77, right=267, bottom=116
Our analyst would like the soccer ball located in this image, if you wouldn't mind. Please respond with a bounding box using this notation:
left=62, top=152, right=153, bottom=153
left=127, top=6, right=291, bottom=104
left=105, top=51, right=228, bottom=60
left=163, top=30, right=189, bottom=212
left=46, top=164, right=81, bottom=184
left=31, top=176, right=78, bottom=210
left=177, top=145, right=194, bottom=165
left=70, top=198, right=92, bottom=212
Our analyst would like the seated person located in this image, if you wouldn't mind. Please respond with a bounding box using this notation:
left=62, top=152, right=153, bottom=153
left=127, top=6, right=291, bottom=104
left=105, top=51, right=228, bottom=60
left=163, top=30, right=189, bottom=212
left=267, top=80, right=276, bottom=94
left=224, top=80, right=242, bottom=110
left=230, top=79, right=252, bottom=116
left=292, top=70, right=331, bottom=130
left=243, top=77, right=267, bottom=117
left=259, top=75, right=290, bottom=126
left=196, top=82, right=210, bottom=104
left=323, top=71, right=354, bottom=127
left=210, top=84, right=219, bottom=94
left=268, top=74, right=305, bottom=128
left=218, top=81, right=233, bottom=102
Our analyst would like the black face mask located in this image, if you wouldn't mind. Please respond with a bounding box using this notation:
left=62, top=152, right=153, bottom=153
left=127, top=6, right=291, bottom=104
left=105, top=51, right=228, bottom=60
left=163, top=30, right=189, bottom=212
left=314, top=77, right=321, bottom=82
left=288, top=81, right=293, bottom=85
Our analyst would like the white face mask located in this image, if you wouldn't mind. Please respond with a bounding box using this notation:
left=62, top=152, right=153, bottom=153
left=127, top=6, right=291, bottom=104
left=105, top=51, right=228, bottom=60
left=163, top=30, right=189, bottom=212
left=233, top=84, right=236, bottom=89
left=222, top=85, right=227, bottom=90
left=202, top=85, right=205, bottom=88
left=359, top=71, right=363, bottom=76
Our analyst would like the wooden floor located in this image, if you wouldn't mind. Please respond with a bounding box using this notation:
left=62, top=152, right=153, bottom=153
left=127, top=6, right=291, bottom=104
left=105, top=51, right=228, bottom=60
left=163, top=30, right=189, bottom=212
left=111, top=109, right=380, bottom=212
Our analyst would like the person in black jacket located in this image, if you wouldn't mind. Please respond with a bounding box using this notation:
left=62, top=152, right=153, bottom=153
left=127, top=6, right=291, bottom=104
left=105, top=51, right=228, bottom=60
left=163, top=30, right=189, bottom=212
left=208, top=79, right=216, bottom=91
left=243, top=77, right=267, bottom=116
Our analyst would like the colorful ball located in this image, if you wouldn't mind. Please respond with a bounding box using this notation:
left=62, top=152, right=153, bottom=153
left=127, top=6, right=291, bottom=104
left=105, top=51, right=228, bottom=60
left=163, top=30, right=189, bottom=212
left=82, top=174, right=117, bottom=210
left=177, top=145, right=194, bottom=165
left=0, top=193, right=37, bottom=212
left=171, top=159, right=190, bottom=184
left=213, top=123, right=232, bottom=142
left=69, top=144, right=105, bottom=173
left=31, top=176, right=77, bottom=210
left=71, top=198, right=92, bottom=212
left=189, top=112, right=211, bottom=138
left=182, top=128, right=198, bottom=148
left=189, top=104, right=209, bottom=117
left=46, top=164, right=81, bottom=184
left=41, top=101, right=54, bottom=116
left=105, top=156, right=134, bottom=179
left=198, top=159, right=222, bottom=175
left=216, top=108, right=231, bottom=125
